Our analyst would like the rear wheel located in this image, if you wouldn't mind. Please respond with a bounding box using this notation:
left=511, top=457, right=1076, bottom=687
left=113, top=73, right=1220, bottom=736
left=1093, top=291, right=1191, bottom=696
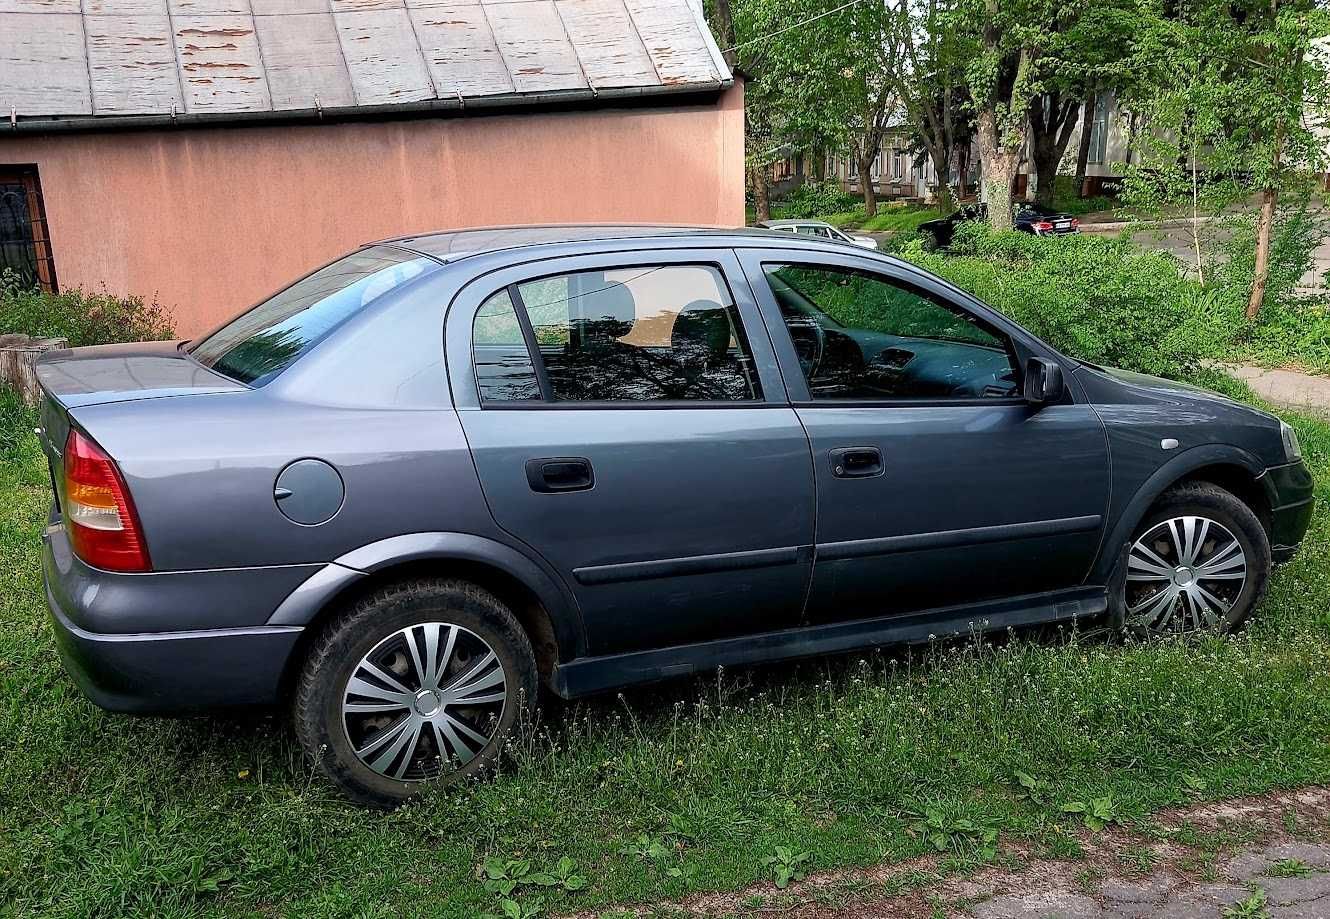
left=294, top=579, right=538, bottom=808
left=1112, top=483, right=1270, bottom=636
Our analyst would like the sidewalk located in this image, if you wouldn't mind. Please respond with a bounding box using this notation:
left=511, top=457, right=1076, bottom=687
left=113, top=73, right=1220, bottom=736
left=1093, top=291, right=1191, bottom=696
left=570, top=787, right=1330, bottom=919
left=1229, top=364, right=1330, bottom=417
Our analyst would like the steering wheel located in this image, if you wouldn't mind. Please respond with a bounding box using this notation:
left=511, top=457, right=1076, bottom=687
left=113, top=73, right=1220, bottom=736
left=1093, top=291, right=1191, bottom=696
left=784, top=315, right=827, bottom=380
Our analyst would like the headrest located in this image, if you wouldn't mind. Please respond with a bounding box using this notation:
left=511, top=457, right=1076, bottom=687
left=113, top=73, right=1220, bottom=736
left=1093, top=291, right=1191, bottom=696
left=671, top=300, right=731, bottom=367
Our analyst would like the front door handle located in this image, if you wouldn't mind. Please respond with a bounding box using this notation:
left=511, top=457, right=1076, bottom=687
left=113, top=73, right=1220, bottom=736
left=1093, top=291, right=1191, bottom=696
left=526, top=457, right=594, bottom=493
left=829, top=446, right=883, bottom=479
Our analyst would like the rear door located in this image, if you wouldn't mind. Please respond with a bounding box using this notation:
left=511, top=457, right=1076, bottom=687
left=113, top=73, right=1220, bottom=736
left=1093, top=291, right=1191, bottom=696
left=447, top=249, right=815, bottom=657
left=738, top=247, right=1111, bottom=624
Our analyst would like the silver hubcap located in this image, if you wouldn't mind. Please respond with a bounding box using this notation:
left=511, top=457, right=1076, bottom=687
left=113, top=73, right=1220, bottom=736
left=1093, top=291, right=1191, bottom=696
left=341, top=623, right=507, bottom=781
left=1126, top=515, right=1248, bottom=632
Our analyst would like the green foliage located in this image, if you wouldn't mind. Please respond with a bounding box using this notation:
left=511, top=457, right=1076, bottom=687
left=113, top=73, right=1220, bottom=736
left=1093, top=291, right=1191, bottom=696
left=1061, top=794, right=1123, bottom=832
left=0, top=385, right=35, bottom=459
left=907, top=808, right=1000, bottom=859
left=770, top=181, right=862, bottom=220
left=0, top=270, right=174, bottom=347
left=1215, top=204, right=1329, bottom=314
left=760, top=845, right=811, bottom=888
left=1223, top=886, right=1269, bottom=919
left=902, top=227, right=1238, bottom=377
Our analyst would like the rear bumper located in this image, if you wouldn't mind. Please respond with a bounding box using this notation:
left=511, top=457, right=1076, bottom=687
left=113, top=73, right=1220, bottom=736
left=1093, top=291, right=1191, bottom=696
left=42, top=524, right=303, bottom=713
left=1262, top=460, right=1315, bottom=564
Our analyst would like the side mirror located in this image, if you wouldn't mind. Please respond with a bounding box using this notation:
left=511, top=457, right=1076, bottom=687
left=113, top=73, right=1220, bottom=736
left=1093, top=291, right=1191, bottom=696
left=1024, top=357, right=1065, bottom=405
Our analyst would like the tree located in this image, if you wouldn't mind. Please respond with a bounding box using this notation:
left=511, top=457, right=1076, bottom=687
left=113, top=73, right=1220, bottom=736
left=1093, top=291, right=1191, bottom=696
left=964, top=0, right=1044, bottom=231
left=889, top=0, right=975, bottom=213
left=707, top=0, right=899, bottom=218
left=1123, top=0, right=1329, bottom=316
left=906, top=85, right=977, bottom=206
left=1024, top=4, right=1136, bottom=206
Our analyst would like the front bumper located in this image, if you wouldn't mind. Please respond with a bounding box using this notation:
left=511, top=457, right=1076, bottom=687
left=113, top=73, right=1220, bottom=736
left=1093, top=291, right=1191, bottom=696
left=42, top=523, right=304, bottom=713
left=1262, top=460, right=1315, bottom=564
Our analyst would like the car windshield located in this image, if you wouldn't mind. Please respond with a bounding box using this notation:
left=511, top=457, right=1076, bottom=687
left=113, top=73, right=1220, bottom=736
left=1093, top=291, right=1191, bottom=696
left=190, top=246, right=435, bottom=386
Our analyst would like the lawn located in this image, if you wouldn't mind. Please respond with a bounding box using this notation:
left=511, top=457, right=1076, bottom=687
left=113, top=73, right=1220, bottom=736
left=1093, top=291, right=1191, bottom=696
left=1, top=374, right=1328, bottom=919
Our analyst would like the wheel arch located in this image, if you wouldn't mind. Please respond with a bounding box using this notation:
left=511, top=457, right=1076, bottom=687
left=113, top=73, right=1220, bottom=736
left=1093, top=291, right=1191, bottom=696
left=270, top=533, right=585, bottom=695
left=1092, top=444, right=1270, bottom=583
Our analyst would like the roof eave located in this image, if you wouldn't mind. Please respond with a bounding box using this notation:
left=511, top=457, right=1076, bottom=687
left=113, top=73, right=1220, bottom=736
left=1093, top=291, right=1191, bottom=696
left=2, top=79, right=732, bottom=136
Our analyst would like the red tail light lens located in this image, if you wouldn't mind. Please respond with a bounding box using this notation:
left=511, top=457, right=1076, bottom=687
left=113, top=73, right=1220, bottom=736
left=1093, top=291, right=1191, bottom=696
left=1071, top=218, right=1081, bottom=229
left=1033, top=221, right=1054, bottom=232
left=62, top=429, right=152, bottom=572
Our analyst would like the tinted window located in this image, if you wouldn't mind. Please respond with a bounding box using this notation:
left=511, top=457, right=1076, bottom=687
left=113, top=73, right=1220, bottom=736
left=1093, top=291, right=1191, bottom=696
left=763, top=263, right=1019, bottom=400
left=476, top=265, right=763, bottom=403
left=473, top=289, right=541, bottom=402
left=191, top=246, right=433, bottom=385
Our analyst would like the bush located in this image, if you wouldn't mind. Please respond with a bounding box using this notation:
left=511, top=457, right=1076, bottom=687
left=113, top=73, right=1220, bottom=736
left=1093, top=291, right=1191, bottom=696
left=900, top=226, right=1241, bottom=378
left=770, top=181, right=861, bottom=221
left=0, top=270, right=174, bottom=347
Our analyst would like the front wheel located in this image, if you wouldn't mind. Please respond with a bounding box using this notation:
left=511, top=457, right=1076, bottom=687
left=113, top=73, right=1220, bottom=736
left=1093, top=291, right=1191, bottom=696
left=293, top=579, right=538, bottom=808
left=1112, top=482, right=1271, bottom=636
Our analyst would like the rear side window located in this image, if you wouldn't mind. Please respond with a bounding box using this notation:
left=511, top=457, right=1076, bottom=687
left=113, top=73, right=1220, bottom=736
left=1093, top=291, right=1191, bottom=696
left=191, top=246, right=433, bottom=385
left=473, top=265, right=763, bottom=404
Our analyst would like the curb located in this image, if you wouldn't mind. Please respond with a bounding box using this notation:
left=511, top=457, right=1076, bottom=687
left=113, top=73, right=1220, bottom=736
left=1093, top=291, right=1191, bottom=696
left=1079, top=216, right=1219, bottom=233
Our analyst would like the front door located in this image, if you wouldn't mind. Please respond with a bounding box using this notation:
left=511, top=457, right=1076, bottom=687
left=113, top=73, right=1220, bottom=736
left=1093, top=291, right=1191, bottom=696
left=739, top=249, right=1111, bottom=623
left=448, top=250, right=815, bottom=656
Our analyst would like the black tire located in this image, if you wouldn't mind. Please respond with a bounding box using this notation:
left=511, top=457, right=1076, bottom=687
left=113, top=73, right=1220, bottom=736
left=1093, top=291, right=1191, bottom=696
left=293, top=579, right=538, bottom=809
left=1109, top=482, right=1271, bottom=637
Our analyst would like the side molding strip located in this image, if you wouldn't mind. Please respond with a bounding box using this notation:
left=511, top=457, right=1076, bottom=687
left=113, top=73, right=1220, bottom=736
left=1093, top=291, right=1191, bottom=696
left=573, top=546, right=802, bottom=586
left=818, top=515, right=1103, bottom=562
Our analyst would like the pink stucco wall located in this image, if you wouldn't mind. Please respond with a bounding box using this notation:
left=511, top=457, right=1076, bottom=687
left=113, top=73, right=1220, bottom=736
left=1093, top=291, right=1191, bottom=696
left=1, top=85, right=743, bottom=336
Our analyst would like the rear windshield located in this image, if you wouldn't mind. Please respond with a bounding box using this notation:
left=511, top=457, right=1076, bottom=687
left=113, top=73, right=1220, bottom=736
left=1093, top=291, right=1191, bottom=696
left=190, top=246, right=434, bottom=385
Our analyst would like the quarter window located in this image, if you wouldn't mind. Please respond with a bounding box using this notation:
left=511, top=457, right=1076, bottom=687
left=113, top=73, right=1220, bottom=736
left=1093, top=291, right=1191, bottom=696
left=473, top=265, right=763, bottom=403
left=763, top=263, right=1019, bottom=401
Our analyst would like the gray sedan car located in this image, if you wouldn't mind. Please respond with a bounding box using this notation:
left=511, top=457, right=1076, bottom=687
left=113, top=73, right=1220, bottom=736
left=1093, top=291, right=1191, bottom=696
left=36, top=226, right=1312, bottom=807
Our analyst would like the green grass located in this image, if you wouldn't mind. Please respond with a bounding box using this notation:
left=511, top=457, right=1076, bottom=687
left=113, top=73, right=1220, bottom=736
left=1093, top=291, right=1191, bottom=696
left=2, top=378, right=1329, bottom=918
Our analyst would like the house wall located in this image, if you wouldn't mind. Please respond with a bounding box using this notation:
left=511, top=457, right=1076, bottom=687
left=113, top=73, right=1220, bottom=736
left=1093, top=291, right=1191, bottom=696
left=0, top=85, right=744, bottom=336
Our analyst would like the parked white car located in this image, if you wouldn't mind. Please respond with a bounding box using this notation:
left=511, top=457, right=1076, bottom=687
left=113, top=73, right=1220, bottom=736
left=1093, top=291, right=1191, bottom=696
left=756, top=219, right=879, bottom=250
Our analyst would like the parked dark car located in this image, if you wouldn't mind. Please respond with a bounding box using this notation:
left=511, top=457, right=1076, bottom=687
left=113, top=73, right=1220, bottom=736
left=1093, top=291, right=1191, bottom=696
left=919, top=202, right=1080, bottom=248
left=36, top=226, right=1312, bottom=807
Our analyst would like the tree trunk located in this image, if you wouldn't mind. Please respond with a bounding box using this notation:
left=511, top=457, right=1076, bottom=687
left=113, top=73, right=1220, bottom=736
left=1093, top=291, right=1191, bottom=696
left=858, top=151, right=878, bottom=217
left=750, top=163, right=770, bottom=222
left=811, top=147, right=825, bottom=182
left=956, top=145, right=970, bottom=199
left=1247, top=186, right=1278, bottom=319
left=929, top=142, right=955, bottom=213
left=977, top=110, right=1016, bottom=231
left=1074, top=95, right=1095, bottom=197
left=1032, top=148, right=1059, bottom=207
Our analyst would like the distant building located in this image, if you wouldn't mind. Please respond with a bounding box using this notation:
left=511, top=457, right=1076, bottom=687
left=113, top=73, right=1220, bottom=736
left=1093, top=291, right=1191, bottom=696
left=0, top=0, right=740, bottom=334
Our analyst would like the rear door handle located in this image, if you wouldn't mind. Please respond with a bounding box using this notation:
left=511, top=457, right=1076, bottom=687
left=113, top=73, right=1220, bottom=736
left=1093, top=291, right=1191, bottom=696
left=829, top=446, right=883, bottom=479
left=526, top=457, right=594, bottom=493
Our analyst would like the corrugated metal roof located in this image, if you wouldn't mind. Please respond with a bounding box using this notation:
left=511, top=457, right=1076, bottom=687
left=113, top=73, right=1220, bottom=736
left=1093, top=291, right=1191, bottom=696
left=0, top=0, right=730, bottom=126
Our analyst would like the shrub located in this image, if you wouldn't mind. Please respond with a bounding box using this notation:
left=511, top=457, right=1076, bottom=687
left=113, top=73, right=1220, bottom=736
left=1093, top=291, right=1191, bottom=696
left=0, top=270, right=174, bottom=347
left=900, top=226, right=1242, bottom=378
left=770, top=181, right=862, bottom=221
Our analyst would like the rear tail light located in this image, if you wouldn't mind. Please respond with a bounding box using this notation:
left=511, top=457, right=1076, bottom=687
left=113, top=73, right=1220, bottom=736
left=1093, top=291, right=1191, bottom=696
left=1033, top=221, right=1054, bottom=232
left=62, top=429, right=152, bottom=572
left=1071, top=218, right=1081, bottom=229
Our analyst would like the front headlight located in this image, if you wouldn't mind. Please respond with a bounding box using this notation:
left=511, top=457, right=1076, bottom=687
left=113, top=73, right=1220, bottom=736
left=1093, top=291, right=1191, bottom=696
left=1280, top=420, right=1302, bottom=461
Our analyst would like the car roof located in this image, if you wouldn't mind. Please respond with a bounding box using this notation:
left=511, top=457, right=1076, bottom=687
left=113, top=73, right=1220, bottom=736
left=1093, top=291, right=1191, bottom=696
left=376, top=224, right=805, bottom=263
left=756, top=219, right=831, bottom=229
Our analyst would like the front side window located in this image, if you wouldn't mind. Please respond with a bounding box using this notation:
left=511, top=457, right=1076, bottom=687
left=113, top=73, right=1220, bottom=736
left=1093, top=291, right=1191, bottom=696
left=763, top=263, right=1019, bottom=401
left=191, top=245, right=434, bottom=385
left=473, top=264, right=762, bottom=404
